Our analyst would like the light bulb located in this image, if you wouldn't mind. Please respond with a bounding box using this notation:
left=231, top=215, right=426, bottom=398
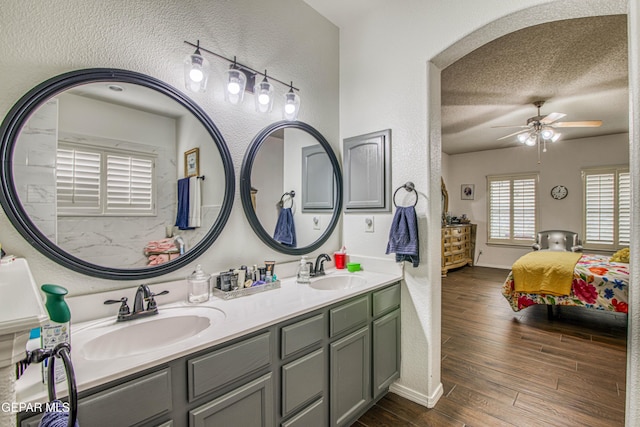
left=540, top=128, right=555, bottom=140
left=227, top=81, right=240, bottom=95
left=189, top=68, right=204, bottom=83
left=285, top=104, right=296, bottom=114
left=525, top=136, right=536, bottom=146
left=224, top=67, right=247, bottom=105
left=258, top=93, right=270, bottom=105
left=517, top=133, right=529, bottom=143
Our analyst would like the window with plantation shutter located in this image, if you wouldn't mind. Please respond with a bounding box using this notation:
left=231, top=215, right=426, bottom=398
left=57, top=143, right=156, bottom=216
left=487, top=174, right=538, bottom=245
left=582, top=167, right=629, bottom=250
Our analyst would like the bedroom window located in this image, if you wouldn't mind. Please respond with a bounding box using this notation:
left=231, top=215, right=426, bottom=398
left=57, top=143, right=156, bottom=216
left=487, top=173, right=538, bottom=245
left=582, top=166, right=629, bottom=250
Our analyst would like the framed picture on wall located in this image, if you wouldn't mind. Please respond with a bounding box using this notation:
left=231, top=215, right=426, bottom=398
left=184, top=148, right=199, bottom=177
left=461, top=184, right=474, bottom=200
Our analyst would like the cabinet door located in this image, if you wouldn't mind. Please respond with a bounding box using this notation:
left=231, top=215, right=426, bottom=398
left=372, top=309, right=400, bottom=399
left=329, top=326, right=370, bottom=426
left=189, top=373, right=274, bottom=427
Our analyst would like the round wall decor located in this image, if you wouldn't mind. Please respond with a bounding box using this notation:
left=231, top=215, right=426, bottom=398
left=550, top=185, right=568, bottom=200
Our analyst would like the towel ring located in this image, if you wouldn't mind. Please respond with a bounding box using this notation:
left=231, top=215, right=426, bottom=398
left=393, top=182, right=418, bottom=207
left=278, top=190, right=295, bottom=209
left=47, top=343, right=78, bottom=427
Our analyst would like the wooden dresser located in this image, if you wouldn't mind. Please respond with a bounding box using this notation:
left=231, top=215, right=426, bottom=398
left=441, top=224, right=476, bottom=277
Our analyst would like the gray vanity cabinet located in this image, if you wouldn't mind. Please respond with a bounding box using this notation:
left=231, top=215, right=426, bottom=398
left=19, top=282, right=401, bottom=427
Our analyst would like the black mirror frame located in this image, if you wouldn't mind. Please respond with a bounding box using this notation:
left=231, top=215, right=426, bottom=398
left=0, top=68, right=235, bottom=280
left=240, top=121, right=342, bottom=255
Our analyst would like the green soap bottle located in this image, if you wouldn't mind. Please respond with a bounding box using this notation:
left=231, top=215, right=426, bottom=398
left=41, top=284, right=71, bottom=384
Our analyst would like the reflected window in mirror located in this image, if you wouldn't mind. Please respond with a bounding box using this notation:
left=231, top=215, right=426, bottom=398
left=240, top=121, right=342, bottom=255
left=0, top=69, right=235, bottom=279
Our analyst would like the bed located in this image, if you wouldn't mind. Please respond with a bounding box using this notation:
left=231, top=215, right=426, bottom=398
left=502, top=253, right=629, bottom=313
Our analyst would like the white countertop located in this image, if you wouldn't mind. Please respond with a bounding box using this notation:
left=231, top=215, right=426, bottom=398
left=16, top=267, right=402, bottom=404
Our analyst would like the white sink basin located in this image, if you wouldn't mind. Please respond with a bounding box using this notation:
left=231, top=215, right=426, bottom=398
left=74, top=307, right=225, bottom=360
left=309, top=274, right=366, bottom=291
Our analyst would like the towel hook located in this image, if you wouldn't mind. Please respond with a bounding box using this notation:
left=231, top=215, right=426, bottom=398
left=393, top=181, right=418, bottom=207
left=278, top=190, right=295, bottom=209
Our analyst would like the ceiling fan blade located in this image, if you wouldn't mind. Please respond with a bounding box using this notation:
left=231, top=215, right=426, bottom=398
left=552, top=120, right=603, bottom=128
left=497, top=129, right=529, bottom=141
left=540, top=112, right=566, bottom=124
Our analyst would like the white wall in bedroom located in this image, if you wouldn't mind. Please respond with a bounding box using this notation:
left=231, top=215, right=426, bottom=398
left=444, top=132, right=629, bottom=269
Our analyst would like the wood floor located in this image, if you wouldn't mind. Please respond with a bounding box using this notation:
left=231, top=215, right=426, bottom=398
left=353, top=266, right=628, bottom=427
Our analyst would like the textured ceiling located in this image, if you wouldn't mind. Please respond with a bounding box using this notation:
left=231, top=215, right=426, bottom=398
left=441, top=15, right=628, bottom=154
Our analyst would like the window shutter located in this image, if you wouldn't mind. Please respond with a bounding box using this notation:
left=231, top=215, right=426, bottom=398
left=56, top=148, right=101, bottom=210
left=512, top=178, right=536, bottom=240
left=618, top=172, right=630, bottom=246
left=583, top=167, right=629, bottom=250
left=489, top=180, right=510, bottom=240
left=488, top=174, right=537, bottom=245
left=106, top=155, right=154, bottom=211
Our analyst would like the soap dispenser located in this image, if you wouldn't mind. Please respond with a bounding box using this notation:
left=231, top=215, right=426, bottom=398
left=41, top=284, right=71, bottom=384
left=297, top=256, right=311, bottom=284
left=187, top=264, right=211, bottom=304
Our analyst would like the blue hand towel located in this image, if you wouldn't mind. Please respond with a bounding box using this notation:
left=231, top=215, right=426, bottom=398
left=273, top=207, right=297, bottom=247
left=386, top=206, right=420, bottom=267
left=38, top=400, right=79, bottom=427
left=175, top=178, right=193, bottom=230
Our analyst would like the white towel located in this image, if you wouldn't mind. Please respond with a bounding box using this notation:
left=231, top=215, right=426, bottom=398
left=188, top=176, right=201, bottom=228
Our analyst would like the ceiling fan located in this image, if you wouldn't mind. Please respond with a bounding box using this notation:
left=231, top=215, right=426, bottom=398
left=493, top=100, right=603, bottom=144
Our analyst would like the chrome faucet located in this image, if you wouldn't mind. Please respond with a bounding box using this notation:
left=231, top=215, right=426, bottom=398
left=312, top=254, right=331, bottom=277
left=104, top=285, right=169, bottom=322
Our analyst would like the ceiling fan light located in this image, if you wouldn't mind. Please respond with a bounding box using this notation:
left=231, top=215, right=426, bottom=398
left=540, top=128, right=555, bottom=140
left=525, top=136, right=536, bottom=146
left=517, top=133, right=529, bottom=144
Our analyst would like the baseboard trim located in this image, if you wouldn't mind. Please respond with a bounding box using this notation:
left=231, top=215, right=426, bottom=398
left=389, top=381, right=444, bottom=408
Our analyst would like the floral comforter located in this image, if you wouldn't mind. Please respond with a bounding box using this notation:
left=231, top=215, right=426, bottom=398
left=502, top=254, right=629, bottom=313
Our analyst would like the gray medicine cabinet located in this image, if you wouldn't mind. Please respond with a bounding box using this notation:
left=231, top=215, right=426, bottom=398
left=343, top=129, right=391, bottom=212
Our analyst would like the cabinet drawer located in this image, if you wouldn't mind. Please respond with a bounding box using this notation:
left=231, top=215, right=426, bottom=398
left=281, top=398, right=325, bottom=427
left=79, top=368, right=172, bottom=427
left=21, top=369, right=172, bottom=427
left=282, top=348, right=325, bottom=417
left=330, top=296, right=368, bottom=337
left=281, top=313, right=324, bottom=358
left=372, top=283, right=400, bottom=317
left=188, top=332, right=272, bottom=402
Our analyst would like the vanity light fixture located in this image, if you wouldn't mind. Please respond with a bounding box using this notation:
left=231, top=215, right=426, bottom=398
left=224, top=59, right=252, bottom=105
left=183, top=40, right=300, bottom=118
left=184, top=40, right=210, bottom=93
left=283, top=82, right=301, bottom=121
left=254, top=71, right=274, bottom=113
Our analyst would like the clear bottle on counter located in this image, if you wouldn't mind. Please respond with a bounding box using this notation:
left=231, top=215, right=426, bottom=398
left=297, top=256, right=311, bottom=284
left=187, top=264, right=211, bottom=303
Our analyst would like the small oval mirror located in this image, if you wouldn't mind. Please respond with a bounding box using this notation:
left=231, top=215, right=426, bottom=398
left=240, top=121, right=342, bottom=255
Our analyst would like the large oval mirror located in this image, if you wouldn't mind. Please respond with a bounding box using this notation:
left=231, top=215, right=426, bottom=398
left=0, top=69, right=235, bottom=279
left=240, top=121, right=342, bottom=255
